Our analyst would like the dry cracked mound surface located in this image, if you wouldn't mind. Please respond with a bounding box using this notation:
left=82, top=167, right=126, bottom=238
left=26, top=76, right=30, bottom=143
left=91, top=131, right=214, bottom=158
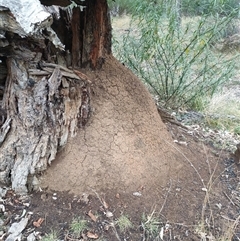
left=41, top=56, right=183, bottom=194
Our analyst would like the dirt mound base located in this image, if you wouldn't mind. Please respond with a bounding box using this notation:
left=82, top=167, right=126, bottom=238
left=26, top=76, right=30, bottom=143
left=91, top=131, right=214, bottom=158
left=41, top=56, right=184, bottom=194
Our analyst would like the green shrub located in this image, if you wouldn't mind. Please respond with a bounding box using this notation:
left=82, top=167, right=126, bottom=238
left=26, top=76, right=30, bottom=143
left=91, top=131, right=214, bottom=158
left=112, top=0, right=239, bottom=110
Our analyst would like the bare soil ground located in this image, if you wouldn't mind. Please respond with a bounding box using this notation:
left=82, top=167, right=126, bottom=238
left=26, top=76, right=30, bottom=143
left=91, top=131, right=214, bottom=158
left=1, top=121, right=239, bottom=240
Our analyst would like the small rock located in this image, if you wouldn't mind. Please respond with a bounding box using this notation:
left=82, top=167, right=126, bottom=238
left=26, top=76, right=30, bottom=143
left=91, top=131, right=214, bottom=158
left=133, top=192, right=142, bottom=197
left=0, top=204, right=5, bottom=212
left=105, top=211, right=113, bottom=218
left=52, top=193, right=57, bottom=200
left=216, top=203, right=222, bottom=209
left=0, top=217, right=4, bottom=226
left=23, top=203, right=30, bottom=207
left=0, top=187, right=7, bottom=198
left=27, top=232, right=36, bottom=241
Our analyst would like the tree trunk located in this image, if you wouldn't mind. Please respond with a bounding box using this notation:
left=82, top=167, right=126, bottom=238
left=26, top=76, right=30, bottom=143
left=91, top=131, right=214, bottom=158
left=0, top=0, right=182, bottom=194
left=0, top=0, right=110, bottom=193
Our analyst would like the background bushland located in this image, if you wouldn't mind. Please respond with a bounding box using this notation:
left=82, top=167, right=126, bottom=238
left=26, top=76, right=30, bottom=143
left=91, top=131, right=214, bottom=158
left=109, top=0, right=240, bottom=110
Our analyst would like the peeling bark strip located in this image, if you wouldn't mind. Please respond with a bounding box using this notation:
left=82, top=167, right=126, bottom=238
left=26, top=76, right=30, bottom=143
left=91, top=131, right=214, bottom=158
left=0, top=118, right=11, bottom=144
left=0, top=59, right=90, bottom=193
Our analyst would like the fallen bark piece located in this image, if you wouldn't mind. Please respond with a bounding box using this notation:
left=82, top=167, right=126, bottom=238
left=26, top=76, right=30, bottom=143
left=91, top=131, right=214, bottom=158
left=0, top=0, right=52, bottom=36
left=0, top=118, right=11, bottom=144
left=87, top=231, right=99, bottom=239
left=6, top=217, right=28, bottom=241
left=87, top=210, right=97, bottom=222
left=32, top=218, right=44, bottom=228
left=101, top=199, right=109, bottom=209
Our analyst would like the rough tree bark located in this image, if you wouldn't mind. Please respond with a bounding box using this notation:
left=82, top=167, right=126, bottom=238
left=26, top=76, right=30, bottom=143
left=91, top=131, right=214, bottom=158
left=0, top=0, right=111, bottom=193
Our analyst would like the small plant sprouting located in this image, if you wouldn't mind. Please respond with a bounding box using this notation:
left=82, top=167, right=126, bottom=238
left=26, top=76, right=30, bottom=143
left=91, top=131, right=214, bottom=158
left=140, top=212, right=162, bottom=239
left=115, top=214, right=133, bottom=232
left=41, top=230, right=58, bottom=241
left=70, top=217, right=88, bottom=238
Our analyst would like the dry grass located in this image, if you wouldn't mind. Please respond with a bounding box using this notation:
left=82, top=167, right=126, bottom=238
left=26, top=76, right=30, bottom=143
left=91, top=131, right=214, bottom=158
left=207, top=88, right=240, bottom=112
left=111, top=15, right=131, bottom=30
left=204, top=85, right=240, bottom=134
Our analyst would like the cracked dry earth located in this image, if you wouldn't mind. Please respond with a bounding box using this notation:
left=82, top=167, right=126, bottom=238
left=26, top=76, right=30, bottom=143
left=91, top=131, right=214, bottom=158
left=0, top=56, right=240, bottom=240
left=41, top=56, right=180, bottom=194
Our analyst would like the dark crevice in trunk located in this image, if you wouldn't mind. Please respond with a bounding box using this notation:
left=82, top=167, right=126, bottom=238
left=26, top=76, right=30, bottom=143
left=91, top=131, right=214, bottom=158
left=71, top=8, right=81, bottom=68
left=40, top=0, right=112, bottom=69
left=0, top=57, right=7, bottom=105
left=40, top=0, right=71, bottom=7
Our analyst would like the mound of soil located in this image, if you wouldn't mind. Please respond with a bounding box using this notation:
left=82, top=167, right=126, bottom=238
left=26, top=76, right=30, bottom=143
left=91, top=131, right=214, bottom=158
left=41, top=56, right=184, bottom=194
